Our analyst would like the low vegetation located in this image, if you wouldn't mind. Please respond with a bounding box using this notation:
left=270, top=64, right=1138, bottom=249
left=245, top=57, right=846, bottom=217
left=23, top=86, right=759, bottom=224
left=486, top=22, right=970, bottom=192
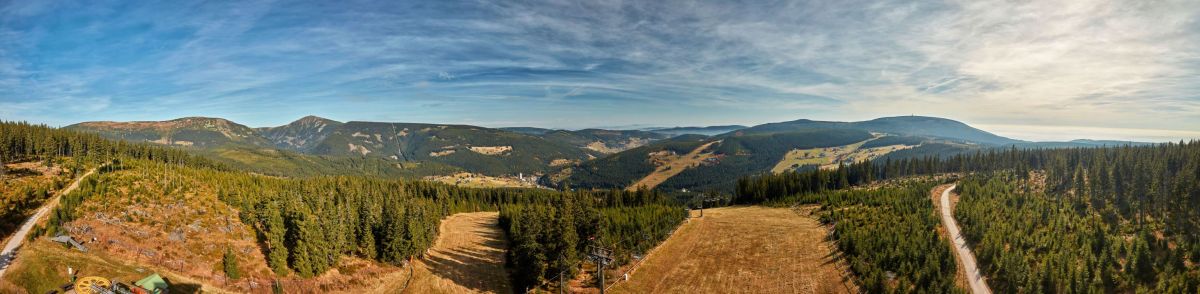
left=611, top=206, right=856, bottom=293
left=738, top=139, right=1200, bottom=292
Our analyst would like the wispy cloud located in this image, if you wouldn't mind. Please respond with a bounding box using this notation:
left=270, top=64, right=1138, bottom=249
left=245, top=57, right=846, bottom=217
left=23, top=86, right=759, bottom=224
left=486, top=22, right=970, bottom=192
left=0, top=0, right=1197, bottom=141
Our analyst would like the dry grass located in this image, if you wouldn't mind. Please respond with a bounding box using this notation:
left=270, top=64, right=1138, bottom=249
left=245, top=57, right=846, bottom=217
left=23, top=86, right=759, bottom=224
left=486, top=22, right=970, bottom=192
left=770, top=136, right=918, bottom=173
left=6, top=165, right=422, bottom=294
left=610, top=206, right=856, bottom=294
left=467, top=146, right=513, bottom=155
left=391, top=212, right=512, bottom=294
left=549, top=159, right=575, bottom=167
left=627, top=140, right=720, bottom=191
left=3, top=239, right=239, bottom=294
left=425, top=172, right=541, bottom=189
left=584, top=138, right=652, bottom=154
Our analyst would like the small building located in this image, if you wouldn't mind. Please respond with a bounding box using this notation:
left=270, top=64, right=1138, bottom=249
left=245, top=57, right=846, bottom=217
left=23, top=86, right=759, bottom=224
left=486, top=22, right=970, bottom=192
left=49, top=234, right=87, bottom=252
left=134, top=273, right=169, bottom=294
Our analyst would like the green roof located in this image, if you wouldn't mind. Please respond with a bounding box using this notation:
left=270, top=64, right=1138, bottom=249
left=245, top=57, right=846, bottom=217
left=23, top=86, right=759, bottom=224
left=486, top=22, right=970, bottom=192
left=135, top=273, right=169, bottom=293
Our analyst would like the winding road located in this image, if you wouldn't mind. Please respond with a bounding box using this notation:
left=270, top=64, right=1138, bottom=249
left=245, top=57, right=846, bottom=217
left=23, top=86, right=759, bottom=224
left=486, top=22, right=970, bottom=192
left=0, top=167, right=98, bottom=278
left=939, top=184, right=991, bottom=294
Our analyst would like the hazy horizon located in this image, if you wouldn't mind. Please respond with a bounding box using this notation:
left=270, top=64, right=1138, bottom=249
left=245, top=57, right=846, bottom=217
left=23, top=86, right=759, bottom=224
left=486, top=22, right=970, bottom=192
left=2, top=0, right=1199, bottom=142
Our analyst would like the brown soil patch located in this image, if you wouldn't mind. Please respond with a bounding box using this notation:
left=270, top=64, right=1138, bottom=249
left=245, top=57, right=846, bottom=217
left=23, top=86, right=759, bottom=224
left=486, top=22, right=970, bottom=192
left=609, top=206, right=855, bottom=294
left=397, top=212, right=512, bottom=294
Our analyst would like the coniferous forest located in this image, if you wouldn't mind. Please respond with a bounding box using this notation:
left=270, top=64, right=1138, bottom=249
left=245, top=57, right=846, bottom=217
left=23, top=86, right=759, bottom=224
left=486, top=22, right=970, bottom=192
left=8, top=118, right=1200, bottom=293
left=738, top=141, right=1200, bottom=292
left=498, top=189, right=686, bottom=290
left=1, top=121, right=688, bottom=289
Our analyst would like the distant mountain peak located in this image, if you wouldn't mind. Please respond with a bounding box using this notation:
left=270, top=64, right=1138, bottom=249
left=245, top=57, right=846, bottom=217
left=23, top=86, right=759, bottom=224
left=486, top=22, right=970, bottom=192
left=295, top=115, right=338, bottom=125
left=66, top=116, right=267, bottom=147
left=258, top=116, right=345, bottom=151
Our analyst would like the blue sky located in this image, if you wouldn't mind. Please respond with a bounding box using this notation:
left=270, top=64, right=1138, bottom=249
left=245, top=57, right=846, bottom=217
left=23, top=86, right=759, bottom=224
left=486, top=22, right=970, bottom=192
left=1, top=0, right=1199, bottom=141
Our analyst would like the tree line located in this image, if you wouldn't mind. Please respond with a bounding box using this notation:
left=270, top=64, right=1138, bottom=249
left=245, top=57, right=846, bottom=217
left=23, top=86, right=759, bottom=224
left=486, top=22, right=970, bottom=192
left=498, top=189, right=686, bottom=291
left=0, top=121, right=222, bottom=168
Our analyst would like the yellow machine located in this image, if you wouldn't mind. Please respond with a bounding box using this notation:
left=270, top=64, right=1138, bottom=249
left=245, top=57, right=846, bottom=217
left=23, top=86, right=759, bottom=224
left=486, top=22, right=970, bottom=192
left=74, top=276, right=112, bottom=294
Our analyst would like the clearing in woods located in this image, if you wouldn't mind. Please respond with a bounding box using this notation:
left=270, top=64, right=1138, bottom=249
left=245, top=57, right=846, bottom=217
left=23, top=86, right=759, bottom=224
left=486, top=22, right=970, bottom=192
left=626, top=140, right=720, bottom=191
left=397, top=212, right=512, bottom=294
left=610, top=206, right=856, bottom=294
left=769, top=135, right=915, bottom=174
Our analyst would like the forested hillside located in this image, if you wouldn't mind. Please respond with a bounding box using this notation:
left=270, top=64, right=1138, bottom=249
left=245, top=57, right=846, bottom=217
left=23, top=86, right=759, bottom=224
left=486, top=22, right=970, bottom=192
left=954, top=142, right=1200, bottom=292
left=66, top=117, right=273, bottom=148
left=738, top=141, right=1200, bottom=292
left=658, top=129, right=873, bottom=192
left=3, top=121, right=221, bottom=168
left=2, top=120, right=689, bottom=292
left=562, top=135, right=711, bottom=189
left=788, top=183, right=961, bottom=293
left=309, top=121, right=595, bottom=175
left=536, top=129, right=667, bottom=154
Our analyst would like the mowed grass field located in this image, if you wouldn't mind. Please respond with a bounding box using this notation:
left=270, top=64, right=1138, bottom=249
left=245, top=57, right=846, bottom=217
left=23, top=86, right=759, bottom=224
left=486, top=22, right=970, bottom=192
left=610, top=206, right=856, bottom=294
left=395, top=212, right=512, bottom=294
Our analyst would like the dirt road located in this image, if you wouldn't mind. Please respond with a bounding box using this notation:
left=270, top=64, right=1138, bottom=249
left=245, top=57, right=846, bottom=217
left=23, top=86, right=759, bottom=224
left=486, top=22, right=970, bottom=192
left=398, top=212, right=512, bottom=294
left=939, top=185, right=991, bottom=294
left=0, top=167, right=97, bottom=278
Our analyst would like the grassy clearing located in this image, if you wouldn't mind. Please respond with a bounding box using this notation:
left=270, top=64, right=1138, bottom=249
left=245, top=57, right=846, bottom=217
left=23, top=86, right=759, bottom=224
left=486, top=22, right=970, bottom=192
left=627, top=140, right=720, bottom=191
left=610, top=206, right=855, bottom=294
left=425, top=172, right=541, bottom=189
left=770, top=137, right=915, bottom=173
left=394, top=212, right=512, bottom=294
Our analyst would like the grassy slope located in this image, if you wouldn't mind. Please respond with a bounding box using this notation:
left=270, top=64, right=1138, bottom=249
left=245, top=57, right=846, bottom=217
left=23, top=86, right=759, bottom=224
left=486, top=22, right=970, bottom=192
left=396, top=212, right=512, bottom=294
left=657, top=129, right=874, bottom=192
left=563, top=135, right=711, bottom=189
left=3, top=159, right=424, bottom=294
left=626, top=140, right=720, bottom=191
left=769, top=135, right=921, bottom=173
left=610, top=206, right=855, bottom=293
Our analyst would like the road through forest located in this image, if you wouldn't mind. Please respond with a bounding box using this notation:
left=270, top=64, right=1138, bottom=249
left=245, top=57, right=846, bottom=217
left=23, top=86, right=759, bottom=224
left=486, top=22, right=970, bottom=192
left=939, top=184, right=991, bottom=294
left=0, top=167, right=97, bottom=278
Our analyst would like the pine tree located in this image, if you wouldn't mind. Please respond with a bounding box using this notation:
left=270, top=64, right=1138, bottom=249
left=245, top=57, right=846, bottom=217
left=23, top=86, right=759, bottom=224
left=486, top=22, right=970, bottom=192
left=223, top=247, right=241, bottom=280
